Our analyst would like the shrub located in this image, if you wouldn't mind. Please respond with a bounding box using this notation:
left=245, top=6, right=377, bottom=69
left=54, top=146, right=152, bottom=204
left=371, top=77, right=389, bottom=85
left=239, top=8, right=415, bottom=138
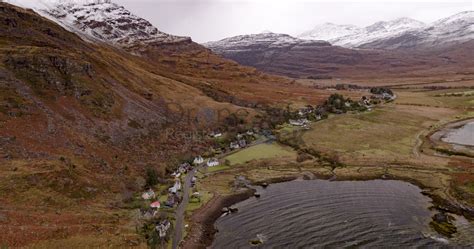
left=145, top=167, right=159, bottom=187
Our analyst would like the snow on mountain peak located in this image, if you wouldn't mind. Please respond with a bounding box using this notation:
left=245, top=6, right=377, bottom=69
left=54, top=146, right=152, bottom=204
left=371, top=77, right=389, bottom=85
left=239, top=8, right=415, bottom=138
left=433, top=11, right=473, bottom=26
left=204, top=32, right=329, bottom=54
left=365, top=17, right=425, bottom=33
left=298, top=23, right=361, bottom=41
left=299, top=12, right=471, bottom=49
left=4, top=0, right=111, bottom=9
left=4, top=0, right=190, bottom=48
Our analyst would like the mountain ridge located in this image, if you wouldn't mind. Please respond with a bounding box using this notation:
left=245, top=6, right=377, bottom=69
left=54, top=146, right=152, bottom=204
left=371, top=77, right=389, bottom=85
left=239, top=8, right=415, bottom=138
left=203, top=31, right=474, bottom=79
left=298, top=11, right=473, bottom=49
left=4, top=0, right=192, bottom=48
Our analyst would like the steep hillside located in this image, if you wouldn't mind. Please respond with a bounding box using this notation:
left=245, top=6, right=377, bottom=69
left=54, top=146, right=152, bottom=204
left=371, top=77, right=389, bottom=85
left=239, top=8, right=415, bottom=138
left=5, top=0, right=331, bottom=105
left=0, top=2, right=343, bottom=246
left=0, top=3, right=247, bottom=246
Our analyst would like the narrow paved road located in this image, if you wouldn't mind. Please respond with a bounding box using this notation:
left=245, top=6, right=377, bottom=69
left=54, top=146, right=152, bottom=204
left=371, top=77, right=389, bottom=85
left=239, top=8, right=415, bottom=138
left=172, top=169, right=196, bottom=249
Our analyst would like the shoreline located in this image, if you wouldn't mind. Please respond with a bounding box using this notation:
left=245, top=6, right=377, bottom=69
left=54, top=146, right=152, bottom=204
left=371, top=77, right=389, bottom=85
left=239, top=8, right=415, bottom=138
left=429, top=118, right=474, bottom=156
left=181, top=189, right=256, bottom=249
left=182, top=173, right=474, bottom=248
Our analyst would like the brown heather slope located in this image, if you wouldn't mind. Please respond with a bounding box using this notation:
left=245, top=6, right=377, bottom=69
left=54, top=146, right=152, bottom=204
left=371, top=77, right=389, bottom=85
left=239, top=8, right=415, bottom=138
left=0, top=3, right=348, bottom=247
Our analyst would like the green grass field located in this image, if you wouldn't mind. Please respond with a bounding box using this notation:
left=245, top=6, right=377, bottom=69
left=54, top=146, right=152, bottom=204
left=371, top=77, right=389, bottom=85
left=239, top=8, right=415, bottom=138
left=206, top=165, right=231, bottom=172
left=224, top=143, right=297, bottom=166
left=185, top=191, right=213, bottom=213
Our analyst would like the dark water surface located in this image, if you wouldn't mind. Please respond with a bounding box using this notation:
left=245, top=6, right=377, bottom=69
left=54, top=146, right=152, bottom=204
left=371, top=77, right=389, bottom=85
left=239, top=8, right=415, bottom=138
left=212, top=180, right=459, bottom=248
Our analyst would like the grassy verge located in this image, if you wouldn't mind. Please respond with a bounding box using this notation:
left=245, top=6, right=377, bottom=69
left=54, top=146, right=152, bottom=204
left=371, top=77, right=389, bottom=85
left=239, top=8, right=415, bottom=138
left=224, top=143, right=297, bottom=166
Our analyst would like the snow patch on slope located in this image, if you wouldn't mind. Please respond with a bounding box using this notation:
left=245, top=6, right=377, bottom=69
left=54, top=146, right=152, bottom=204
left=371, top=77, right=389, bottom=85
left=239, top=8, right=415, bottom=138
left=4, top=0, right=190, bottom=48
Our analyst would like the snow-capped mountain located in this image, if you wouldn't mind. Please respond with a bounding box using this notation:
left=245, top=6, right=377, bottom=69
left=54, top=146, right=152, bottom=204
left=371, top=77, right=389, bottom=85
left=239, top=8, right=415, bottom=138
left=299, top=12, right=473, bottom=49
left=204, top=32, right=330, bottom=54
left=424, top=11, right=474, bottom=46
left=298, top=23, right=361, bottom=41
left=4, top=0, right=190, bottom=48
left=299, top=17, right=426, bottom=48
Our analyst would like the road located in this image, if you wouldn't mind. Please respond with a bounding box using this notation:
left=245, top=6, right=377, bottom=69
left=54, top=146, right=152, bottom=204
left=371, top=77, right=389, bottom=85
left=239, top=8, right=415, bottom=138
left=413, top=131, right=424, bottom=158
left=171, top=168, right=196, bottom=249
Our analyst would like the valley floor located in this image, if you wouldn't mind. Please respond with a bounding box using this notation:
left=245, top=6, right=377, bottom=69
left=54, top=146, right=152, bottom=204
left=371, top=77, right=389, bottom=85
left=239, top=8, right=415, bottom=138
left=182, top=87, right=474, bottom=248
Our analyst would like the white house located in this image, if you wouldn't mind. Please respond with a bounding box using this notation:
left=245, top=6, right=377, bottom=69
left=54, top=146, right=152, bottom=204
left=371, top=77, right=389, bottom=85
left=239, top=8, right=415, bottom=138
left=207, top=158, right=220, bottom=167
left=174, top=180, right=181, bottom=191
left=230, top=141, right=240, bottom=150
left=193, top=156, right=204, bottom=165
left=210, top=132, right=222, bottom=138
left=289, top=119, right=309, bottom=127
left=169, top=186, right=178, bottom=194
left=289, top=119, right=303, bottom=126
left=169, top=180, right=181, bottom=194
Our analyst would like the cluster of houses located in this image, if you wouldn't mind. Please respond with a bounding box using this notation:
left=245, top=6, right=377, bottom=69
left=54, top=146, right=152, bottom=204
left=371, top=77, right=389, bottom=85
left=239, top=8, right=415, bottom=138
left=289, top=89, right=395, bottom=128
left=138, top=128, right=270, bottom=239
left=208, top=129, right=259, bottom=155
left=140, top=188, right=164, bottom=218
left=288, top=105, right=323, bottom=128
left=230, top=139, right=247, bottom=150
left=228, top=130, right=258, bottom=150
left=171, top=162, right=192, bottom=178
left=192, top=155, right=220, bottom=167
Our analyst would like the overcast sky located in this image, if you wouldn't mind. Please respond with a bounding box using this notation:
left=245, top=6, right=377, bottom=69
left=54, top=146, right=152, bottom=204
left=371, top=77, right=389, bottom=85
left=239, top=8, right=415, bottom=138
left=114, top=0, right=473, bottom=43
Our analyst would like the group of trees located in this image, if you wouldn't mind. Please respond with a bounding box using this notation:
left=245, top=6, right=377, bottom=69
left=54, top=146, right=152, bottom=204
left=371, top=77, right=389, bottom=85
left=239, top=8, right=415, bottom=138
left=370, top=87, right=394, bottom=96
left=323, top=94, right=367, bottom=114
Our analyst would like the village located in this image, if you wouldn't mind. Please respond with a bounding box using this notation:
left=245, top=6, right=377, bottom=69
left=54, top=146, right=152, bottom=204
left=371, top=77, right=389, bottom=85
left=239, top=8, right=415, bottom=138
left=133, top=88, right=396, bottom=248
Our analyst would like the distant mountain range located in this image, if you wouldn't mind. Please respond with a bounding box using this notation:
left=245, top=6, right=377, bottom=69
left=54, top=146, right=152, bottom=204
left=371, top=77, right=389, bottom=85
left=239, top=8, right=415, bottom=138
left=5, top=0, right=474, bottom=79
left=203, top=11, right=474, bottom=78
left=203, top=32, right=331, bottom=55
left=297, top=11, right=473, bottom=50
